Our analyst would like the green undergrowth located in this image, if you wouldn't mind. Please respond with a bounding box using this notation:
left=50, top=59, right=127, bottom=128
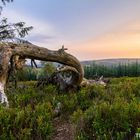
left=0, top=77, right=140, bottom=139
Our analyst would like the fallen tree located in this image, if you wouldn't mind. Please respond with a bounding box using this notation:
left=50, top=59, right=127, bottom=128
left=0, top=42, right=84, bottom=106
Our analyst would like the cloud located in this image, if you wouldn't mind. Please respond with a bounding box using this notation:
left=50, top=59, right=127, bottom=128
left=27, top=34, right=54, bottom=42
left=2, top=8, right=58, bottom=43
left=1, top=8, right=70, bottom=51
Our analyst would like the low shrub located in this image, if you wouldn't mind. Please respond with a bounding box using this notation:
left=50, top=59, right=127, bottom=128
left=72, top=78, right=140, bottom=140
left=0, top=102, right=53, bottom=140
left=1, top=77, right=140, bottom=139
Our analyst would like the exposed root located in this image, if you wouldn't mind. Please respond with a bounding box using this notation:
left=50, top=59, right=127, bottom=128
left=37, top=65, right=80, bottom=91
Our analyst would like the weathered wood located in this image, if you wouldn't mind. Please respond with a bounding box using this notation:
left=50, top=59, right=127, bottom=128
left=11, top=43, right=83, bottom=84
left=0, top=45, right=13, bottom=106
left=0, top=43, right=84, bottom=106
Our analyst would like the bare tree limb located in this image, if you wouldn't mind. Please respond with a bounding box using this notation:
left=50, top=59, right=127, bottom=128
left=0, top=42, right=84, bottom=106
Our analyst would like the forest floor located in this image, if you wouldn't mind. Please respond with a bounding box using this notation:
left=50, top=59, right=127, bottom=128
left=51, top=117, right=75, bottom=140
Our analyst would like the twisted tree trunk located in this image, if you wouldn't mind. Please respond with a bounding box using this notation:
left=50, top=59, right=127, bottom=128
left=0, top=43, right=84, bottom=106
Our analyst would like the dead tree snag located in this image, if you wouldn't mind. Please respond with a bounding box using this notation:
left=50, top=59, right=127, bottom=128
left=0, top=43, right=84, bottom=106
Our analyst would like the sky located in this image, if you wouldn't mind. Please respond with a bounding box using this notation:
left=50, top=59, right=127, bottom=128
left=1, top=0, right=140, bottom=60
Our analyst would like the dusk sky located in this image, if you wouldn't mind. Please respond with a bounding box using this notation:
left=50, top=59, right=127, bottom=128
left=2, top=0, right=140, bottom=60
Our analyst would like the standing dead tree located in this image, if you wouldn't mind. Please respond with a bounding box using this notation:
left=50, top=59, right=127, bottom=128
left=0, top=42, right=84, bottom=106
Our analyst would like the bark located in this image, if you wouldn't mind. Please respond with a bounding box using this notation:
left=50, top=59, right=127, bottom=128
left=0, top=43, right=84, bottom=106
left=0, top=45, right=13, bottom=106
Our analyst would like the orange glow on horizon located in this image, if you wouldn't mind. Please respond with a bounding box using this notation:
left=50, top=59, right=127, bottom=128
left=68, top=20, right=140, bottom=60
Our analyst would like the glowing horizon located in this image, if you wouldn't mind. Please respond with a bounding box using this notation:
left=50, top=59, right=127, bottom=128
left=67, top=19, right=140, bottom=60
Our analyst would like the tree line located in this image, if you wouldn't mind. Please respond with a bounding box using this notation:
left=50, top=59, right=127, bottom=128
left=84, top=62, right=140, bottom=78
left=15, top=61, right=140, bottom=81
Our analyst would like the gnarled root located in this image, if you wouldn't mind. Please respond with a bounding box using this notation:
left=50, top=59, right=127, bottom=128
left=37, top=66, right=80, bottom=92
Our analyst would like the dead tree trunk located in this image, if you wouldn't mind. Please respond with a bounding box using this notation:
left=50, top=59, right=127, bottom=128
left=0, top=43, right=84, bottom=106
left=0, top=45, right=13, bottom=106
